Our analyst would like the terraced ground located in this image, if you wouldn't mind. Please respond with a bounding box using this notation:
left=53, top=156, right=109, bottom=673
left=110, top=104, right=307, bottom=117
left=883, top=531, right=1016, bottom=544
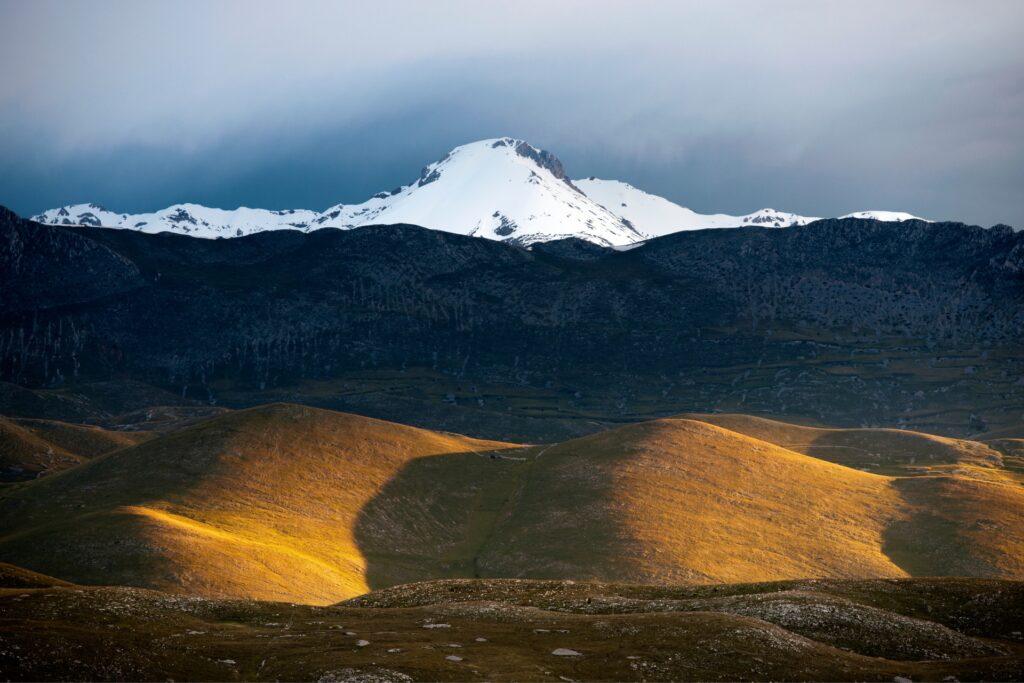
left=1, top=568, right=1022, bottom=681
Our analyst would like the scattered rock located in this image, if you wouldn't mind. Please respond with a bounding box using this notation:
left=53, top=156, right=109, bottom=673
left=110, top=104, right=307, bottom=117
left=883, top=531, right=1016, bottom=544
left=317, top=668, right=413, bottom=683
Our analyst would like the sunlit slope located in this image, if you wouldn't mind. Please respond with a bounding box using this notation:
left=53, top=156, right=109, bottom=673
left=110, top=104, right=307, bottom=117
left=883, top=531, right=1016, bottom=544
left=0, top=404, right=515, bottom=603
left=476, top=419, right=906, bottom=583
left=2, top=407, right=1021, bottom=604
left=475, top=418, right=1024, bottom=584
left=0, top=417, right=82, bottom=480
left=0, top=415, right=148, bottom=481
left=678, top=413, right=1008, bottom=477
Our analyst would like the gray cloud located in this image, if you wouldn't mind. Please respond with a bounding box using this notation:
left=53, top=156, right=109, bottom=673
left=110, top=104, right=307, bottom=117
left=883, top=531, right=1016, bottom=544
left=1, top=0, right=1022, bottom=226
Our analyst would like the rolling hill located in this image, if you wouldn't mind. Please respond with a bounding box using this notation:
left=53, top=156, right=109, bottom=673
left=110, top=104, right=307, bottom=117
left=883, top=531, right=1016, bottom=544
left=0, top=404, right=515, bottom=603
left=677, top=413, right=1017, bottom=477
left=472, top=417, right=1024, bottom=584
left=0, top=416, right=149, bottom=481
left=1, top=405, right=1021, bottom=604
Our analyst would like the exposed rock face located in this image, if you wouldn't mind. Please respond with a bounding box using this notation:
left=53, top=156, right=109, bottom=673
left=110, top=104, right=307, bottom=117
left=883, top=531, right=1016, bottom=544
left=1, top=208, right=1022, bottom=440
left=514, top=141, right=584, bottom=193
left=167, top=208, right=197, bottom=225
left=492, top=212, right=518, bottom=236
left=418, top=168, right=441, bottom=187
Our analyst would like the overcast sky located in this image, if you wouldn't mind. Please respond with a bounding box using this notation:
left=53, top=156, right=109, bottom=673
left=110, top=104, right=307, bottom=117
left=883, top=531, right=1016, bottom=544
left=1, top=0, right=1022, bottom=226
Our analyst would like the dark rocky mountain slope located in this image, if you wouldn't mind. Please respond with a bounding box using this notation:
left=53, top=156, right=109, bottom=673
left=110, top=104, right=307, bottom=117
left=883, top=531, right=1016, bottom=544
left=1, top=206, right=1021, bottom=441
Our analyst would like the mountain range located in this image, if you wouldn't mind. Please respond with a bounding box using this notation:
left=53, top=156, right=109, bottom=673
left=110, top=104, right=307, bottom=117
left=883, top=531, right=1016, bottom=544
left=30, top=137, right=927, bottom=246
left=2, top=205, right=1021, bottom=445
left=5, top=155, right=1024, bottom=681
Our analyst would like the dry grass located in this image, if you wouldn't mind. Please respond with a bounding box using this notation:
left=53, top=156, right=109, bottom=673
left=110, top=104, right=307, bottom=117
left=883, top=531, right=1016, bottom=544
left=0, top=561, right=70, bottom=588
left=678, top=412, right=1008, bottom=475
left=0, top=416, right=148, bottom=481
left=478, top=419, right=905, bottom=583
left=1, top=405, right=1021, bottom=604
left=0, top=404, right=515, bottom=603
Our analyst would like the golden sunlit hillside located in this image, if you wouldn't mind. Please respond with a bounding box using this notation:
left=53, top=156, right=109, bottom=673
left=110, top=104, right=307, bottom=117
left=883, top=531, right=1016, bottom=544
left=472, top=417, right=1024, bottom=584
left=0, top=404, right=516, bottom=603
left=678, top=413, right=1010, bottom=476
left=0, top=416, right=149, bottom=481
left=1, top=406, right=1022, bottom=605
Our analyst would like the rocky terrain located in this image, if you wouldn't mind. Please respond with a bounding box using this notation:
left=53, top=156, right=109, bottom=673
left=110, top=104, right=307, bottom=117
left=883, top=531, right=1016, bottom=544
left=1, top=570, right=1022, bottom=681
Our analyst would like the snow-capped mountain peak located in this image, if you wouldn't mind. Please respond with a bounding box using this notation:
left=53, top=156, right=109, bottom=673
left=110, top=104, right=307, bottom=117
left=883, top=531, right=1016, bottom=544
left=31, top=137, right=929, bottom=246
left=311, top=138, right=642, bottom=246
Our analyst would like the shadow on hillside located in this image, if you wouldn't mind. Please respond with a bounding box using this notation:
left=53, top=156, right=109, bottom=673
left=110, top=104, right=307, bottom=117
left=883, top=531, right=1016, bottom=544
left=353, top=445, right=535, bottom=590
left=881, top=477, right=971, bottom=577
left=804, top=427, right=980, bottom=476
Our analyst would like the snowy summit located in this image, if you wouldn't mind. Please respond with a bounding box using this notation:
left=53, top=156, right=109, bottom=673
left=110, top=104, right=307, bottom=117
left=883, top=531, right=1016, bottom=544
left=32, top=137, right=929, bottom=247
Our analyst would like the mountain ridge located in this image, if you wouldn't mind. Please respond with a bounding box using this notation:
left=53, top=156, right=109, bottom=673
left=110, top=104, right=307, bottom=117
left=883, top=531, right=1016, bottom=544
left=2, top=207, right=1022, bottom=442
left=29, top=137, right=934, bottom=246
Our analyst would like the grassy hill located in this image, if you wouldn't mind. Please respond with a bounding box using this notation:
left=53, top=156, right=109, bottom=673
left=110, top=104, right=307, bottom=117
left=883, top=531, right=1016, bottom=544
left=0, top=416, right=149, bottom=481
left=678, top=412, right=1011, bottom=475
left=0, top=561, right=70, bottom=588
left=1, top=406, right=1022, bottom=604
left=474, top=418, right=906, bottom=584
left=0, top=404, right=515, bottom=603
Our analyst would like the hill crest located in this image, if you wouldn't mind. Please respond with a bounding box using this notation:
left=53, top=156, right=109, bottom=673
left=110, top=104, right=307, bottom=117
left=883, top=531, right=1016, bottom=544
left=2, top=406, right=1021, bottom=604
